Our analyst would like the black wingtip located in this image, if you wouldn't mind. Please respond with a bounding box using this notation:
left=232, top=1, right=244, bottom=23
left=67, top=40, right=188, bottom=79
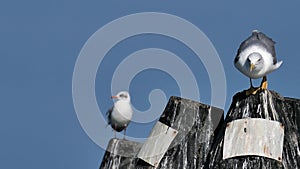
left=252, top=29, right=260, bottom=34
left=251, top=30, right=262, bottom=39
left=234, top=55, right=239, bottom=64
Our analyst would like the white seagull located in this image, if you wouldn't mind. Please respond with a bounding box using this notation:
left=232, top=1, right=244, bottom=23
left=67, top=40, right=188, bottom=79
left=234, top=30, right=283, bottom=95
left=106, top=91, right=133, bottom=139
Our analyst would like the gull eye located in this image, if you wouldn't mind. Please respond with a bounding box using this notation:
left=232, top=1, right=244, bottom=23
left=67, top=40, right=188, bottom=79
left=119, top=94, right=127, bottom=98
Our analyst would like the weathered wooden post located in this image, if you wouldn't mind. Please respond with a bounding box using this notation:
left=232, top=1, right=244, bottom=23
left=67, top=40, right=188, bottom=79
left=136, top=96, right=223, bottom=168
left=99, top=139, right=143, bottom=169
left=207, top=90, right=300, bottom=168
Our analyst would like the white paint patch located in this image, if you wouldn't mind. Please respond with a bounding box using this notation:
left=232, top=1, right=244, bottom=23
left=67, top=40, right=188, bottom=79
left=137, top=121, right=178, bottom=168
left=223, top=118, right=284, bottom=162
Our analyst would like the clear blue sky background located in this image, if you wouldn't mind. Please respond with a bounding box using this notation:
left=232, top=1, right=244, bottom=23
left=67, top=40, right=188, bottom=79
left=1, top=1, right=300, bottom=169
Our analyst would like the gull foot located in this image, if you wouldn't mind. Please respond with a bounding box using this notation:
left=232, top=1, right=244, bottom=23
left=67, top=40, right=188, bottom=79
left=260, top=76, right=268, bottom=90
left=245, top=87, right=261, bottom=95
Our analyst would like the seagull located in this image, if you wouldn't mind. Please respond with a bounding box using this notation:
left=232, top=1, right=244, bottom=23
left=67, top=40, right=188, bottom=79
left=234, top=30, right=283, bottom=95
left=106, top=91, right=133, bottom=139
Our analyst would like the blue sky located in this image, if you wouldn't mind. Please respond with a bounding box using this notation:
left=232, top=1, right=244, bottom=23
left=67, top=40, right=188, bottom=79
left=1, top=1, right=300, bottom=169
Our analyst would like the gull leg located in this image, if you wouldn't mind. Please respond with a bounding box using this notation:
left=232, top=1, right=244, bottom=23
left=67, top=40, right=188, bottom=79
left=123, top=128, right=126, bottom=140
left=246, top=78, right=260, bottom=95
left=114, top=124, right=116, bottom=138
left=260, top=76, right=268, bottom=90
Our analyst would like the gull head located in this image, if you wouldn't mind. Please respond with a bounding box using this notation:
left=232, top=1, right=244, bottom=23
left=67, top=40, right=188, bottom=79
left=247, top=52, right=264, bottom=73
left=111, top=91, right=131, bottom=102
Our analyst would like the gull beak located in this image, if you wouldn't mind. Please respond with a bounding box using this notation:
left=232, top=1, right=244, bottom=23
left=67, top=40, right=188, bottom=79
left=111, top=96, right=118, bottom=99
left=250, top=63, right=255, bottom=72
